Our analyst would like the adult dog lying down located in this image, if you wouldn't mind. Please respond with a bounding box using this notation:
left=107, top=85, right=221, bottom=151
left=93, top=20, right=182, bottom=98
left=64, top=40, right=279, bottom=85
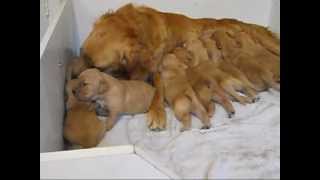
left=81, top=3, right=280, bottom=130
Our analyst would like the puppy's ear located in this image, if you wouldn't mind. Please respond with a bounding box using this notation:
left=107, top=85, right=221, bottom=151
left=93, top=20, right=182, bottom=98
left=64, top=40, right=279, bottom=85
left=203, top=79, right=212, bottom=88
left=98, top=80, right=108, bottom=94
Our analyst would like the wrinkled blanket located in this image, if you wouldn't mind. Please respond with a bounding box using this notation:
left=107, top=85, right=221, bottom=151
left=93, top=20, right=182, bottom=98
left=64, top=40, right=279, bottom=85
left=98, top=90, right=280, bottom=179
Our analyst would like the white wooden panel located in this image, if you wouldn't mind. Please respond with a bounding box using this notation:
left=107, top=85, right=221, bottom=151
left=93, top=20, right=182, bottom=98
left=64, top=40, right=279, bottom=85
left=40, top=146, right=170, bottom=179
left=71, top=0, right=272, bottom=54
left=40, top=0, right=76, bottom=152
left=40, top=0, right=49, bottom=41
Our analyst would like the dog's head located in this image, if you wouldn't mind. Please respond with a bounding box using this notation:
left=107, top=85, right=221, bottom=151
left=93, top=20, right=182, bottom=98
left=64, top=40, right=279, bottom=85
left=81, top=13, right=152, bottom=79
left=77, top=69, right=108, bottom=101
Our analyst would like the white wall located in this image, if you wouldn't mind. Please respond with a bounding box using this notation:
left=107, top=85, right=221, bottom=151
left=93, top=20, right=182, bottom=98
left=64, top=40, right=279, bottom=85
left=268, top=0, right=280, bottom=36
left=40, top=0, right=77, bottom=152
left=72, top=0, right=273, bottom=54
left=40, top=0, right=66, bottom=42
left=40, top=0, right=49, bottom=41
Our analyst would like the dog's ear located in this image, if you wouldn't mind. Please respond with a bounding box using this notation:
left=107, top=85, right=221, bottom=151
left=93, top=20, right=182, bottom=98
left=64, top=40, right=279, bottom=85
left=98, top=80, right=108, bottom=94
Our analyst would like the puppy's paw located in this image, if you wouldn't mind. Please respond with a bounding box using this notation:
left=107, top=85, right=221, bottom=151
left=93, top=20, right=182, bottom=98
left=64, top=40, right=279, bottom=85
left=228, top=111, right=235, bottom=118
left=147, top=107, right=167, bottom=131
left=180, top=127, right=191, bottom=132
left=201, top=125, right=211, bottom=130
left=252, top=96, right=260, bottom=103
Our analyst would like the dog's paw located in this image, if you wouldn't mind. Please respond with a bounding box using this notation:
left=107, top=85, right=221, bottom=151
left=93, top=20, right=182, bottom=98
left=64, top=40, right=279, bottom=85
left=147, top=107, right=167, bottom=131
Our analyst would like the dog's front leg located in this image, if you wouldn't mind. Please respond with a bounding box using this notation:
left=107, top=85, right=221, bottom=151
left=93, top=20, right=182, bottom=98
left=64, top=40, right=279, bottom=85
left=146, top=72, right=167, bottom=131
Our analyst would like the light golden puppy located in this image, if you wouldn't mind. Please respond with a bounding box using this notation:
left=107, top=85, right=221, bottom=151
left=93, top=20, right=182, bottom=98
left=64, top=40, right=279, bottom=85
left=77, top=68, right=156, bottom=131
left=160, top=54, right=211, bottom=130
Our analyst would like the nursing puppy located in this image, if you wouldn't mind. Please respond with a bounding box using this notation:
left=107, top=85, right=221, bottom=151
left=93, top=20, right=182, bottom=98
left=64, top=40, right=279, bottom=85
left=66, top=57, right=90, bottom=81
left=160, top=54, right=211, bottom=130
left=173, top=47, right=235, bottom=117
left=234, top=31, right=280, bottom=83
left=212, top=30, right=279, bottom=91
left=64, top=79, right=107, bottom=148
left=174, top=46, right=254, bottom=105
left=199, top=31, right=258, bottom=99
left=77, top=68, right=156, bottom=130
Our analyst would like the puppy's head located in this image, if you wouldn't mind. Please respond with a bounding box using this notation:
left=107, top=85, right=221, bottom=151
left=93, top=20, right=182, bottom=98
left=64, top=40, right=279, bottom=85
left=63, top=103, right=106, bottom=148
left=160, top=54, right=188, bottom=71
left=77, top=69, right=108, bottom=101
left=173, top=47, right=195, bottom=67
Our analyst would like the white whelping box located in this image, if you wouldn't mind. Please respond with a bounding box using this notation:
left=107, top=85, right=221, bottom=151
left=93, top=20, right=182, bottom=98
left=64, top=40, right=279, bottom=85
left=40, top=0, right=280, bottom=178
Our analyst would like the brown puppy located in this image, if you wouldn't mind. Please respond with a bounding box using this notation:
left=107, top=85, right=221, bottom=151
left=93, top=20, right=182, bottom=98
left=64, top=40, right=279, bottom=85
left=212, top=30, right=279, bottom=91
left=64, top=102, right=107, bottom=148
left=173, top=47, right=235, bottom=117
left=194, top=61, right=255, bottom=105
left=66, top=57, right=90, bottom=81
left=234, top=31, right=280, bottom=83
left=199, top=31, right=259, bottom=99
left=188, top=68, right=236, bottom=118
left=77, top=68, right=156, bottom=131
left=64, top=79, right=106, bottom=148
left=160, top=54, right=211, bottom=130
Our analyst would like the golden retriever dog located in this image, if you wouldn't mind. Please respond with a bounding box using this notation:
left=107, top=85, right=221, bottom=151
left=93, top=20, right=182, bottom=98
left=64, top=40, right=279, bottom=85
left=77, top=68, right=156, bottom=131
left=64, top=79, right=106, bottom=148
left=160, top=54, right=211, bottom=130
left=81, top=3, right=280, bottom=130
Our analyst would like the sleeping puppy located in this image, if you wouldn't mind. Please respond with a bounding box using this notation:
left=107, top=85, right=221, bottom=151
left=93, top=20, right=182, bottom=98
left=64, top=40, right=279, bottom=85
left=64, top=79, right=107, bottom=148
left=77, top=68, right=156, bottom=131
left=160, top=54, right=211, bottom=130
